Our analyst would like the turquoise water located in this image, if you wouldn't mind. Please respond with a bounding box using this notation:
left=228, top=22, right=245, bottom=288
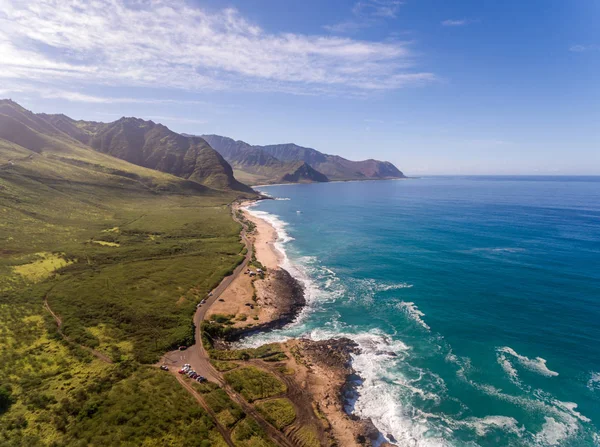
left=242, top=177, right=600, bottom=446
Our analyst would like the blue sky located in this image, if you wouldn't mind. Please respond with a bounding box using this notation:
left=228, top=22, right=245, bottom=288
left=0, top=0, right=598, bottom=175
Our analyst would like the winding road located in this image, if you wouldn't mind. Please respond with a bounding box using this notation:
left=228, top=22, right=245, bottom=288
left=161, top=203, right=297, bottom=447
left=161, top=203, right=253, bottom=382
left=45, top=200, right=298, bottom=446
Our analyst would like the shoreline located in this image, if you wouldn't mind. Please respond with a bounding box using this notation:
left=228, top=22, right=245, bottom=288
left=251, top=176, right=411, bottom=188
left=231, top=197, right=386, bottom=447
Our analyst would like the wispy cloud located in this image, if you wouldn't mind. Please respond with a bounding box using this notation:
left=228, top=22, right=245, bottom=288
left=569, top=44, right=599, bottom=52
left=324, top=0, right=403, bottom=34
left=352, top=0, right=403, bottom=19
left=442, top=19, right=475, bottom=27
left=0, top=0, right=434, bottom=97
left=323, top=21, right=371, bottom=34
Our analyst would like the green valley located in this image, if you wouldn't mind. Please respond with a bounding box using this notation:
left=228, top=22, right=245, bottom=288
left=0, top=100, right=253, bottom=445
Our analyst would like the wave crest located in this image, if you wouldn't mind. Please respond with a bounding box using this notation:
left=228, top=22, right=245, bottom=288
left=497, top=346, right=559, bottom=377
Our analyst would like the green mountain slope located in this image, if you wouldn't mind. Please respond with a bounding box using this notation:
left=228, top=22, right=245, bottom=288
left=0, top=100, right=248, bottom=444
left=38, top=112, right=254, bottom=193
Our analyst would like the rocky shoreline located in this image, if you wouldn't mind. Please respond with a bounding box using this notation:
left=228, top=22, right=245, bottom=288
left=293, top=338, right=384, bottom=446
left=228, top=268, right=306, bottom=340
left=216, top=200, right=389, bottom=446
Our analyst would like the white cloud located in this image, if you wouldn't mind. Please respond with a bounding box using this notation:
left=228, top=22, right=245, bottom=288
left=325, top=0, right=403, bottom=34
left=0, top=0, right=434, bottom=96
left=323, top=21, right=371, bottom=34
left=569, top=44, right=599, bottom=52
left=442, top=19, right=473, bottom=27
left=352, top=0, right=403, bottom=19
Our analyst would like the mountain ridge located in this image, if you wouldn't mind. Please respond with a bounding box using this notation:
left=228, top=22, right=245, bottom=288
left=201, top=134, right=405, bottom=184
left=32, top=110, right=254, bottom=193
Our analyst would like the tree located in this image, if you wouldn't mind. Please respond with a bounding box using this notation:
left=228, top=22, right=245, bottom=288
left=0, top=385, right=13, bottom=414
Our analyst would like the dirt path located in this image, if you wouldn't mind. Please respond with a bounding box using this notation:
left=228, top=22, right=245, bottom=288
left=174, top=374, right=236, bottom=447
left=162, top=202, right=303, bottom=447
left=162, top=202, right=253, bottom=382
left=44, top=296, right=114, bottom=364
left=248, top=360, right=332, bottom=447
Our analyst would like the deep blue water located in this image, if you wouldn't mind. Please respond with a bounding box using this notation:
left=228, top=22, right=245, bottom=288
left=243, top=177, right=600, bottom=446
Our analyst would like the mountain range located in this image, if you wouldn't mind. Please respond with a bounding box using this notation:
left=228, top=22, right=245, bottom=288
left=1, top=99, right=405, bottom=194
left=0, top=100, right=253, bottom=194
left=200, top=134, right=405, bottom=185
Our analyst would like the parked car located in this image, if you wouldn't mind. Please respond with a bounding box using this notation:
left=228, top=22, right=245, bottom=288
left=178, top=345, right=187, bottom=351
left=160, top=365, right=169, bottom=371
left=197, top=376, right=207, bottom=383
left=178, top=369, right=186, bottom=374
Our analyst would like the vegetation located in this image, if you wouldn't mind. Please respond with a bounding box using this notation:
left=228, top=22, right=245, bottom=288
left=255, top=398, right=296, bottom=430
left=224, top=367, right=286, bottom=402
left=296, top=426, right=321, bottom=447
left=231, top=416, right=276, bottom=447
left=207, top=340, right=286, bottom=363
left=203, top=388, right=245, bottom=428
left=0, top=100, right=251, bottom=444
left=235, top=209, right=256, bottom=233
left=211, top=360, right=239, bottom=372
left=0, top=385, right=13, bottom=414
left=65, top=367, right=226, bottom=447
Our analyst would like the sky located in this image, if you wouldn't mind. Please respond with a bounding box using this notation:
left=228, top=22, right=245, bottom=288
left=0, top=0, right=598, bottom=175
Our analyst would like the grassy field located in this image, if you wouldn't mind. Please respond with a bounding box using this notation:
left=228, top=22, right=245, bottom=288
left=255, top=398, right=296, bottom=430
left=231, top=416, right=277, bottom=447
left=0, top=105, right=251, bottom=444
left=223, top=367, right=287, bottom=403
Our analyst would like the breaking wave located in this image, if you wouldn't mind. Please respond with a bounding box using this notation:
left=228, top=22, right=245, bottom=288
left=240, top=194, right=599, bottom=446
left=497, top=347, right=559, bottom=378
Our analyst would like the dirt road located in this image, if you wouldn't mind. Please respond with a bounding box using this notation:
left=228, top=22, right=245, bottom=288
left=161, top=203, right=253, bottom=381
left=44, top=296, right=114, bottom=364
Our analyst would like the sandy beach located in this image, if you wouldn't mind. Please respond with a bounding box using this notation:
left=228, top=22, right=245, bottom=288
left=206, top=201, right=299, bottom=330
left=242, top=202, right=282, bottom=270
left=209, top=200, right=381, bottom=446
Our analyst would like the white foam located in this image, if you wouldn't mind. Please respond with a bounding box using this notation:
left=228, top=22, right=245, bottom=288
left=345, top=278, right=413, bottom=305
left=397, top=301, right=431, bottom=331
left=588, top=371, right=600, bottom=392
left=534, top=417, right=577, bottom=446
left=458, top=415, right=524, bottom=438
left=308, top=328, right=457, bottom=446
left=497, top=346, right=559, bottom=377
left=496, top=352, right=522, bottom=386
left=244, top=203, right=321, bottom=317
left=457, top=366, right=588, bottom=446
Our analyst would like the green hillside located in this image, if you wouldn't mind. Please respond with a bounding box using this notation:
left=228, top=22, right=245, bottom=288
left=0, top=100, right=250, bottom=445
left=41, top=112, right=254, bottom=193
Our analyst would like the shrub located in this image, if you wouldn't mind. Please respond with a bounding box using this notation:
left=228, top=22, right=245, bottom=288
left=255, top=398, right=296, bottom=430
left=224, top=367, right=286, bottom=402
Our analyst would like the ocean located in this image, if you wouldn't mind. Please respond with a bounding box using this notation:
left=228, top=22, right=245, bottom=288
left=240, top=176, right=600, bottom=447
